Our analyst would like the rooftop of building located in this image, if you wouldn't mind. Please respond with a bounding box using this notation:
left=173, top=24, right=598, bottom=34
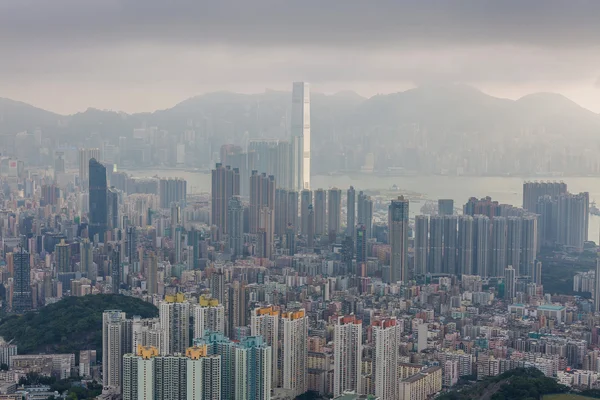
left=401, top=366, right=442, bottom=383
left=538, top=304, right=566, bottom=311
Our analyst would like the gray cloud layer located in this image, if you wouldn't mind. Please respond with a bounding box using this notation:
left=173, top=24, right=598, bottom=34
left=2, top=1, right=600, bottom=48
left=1, top=1, right=600, bottom=114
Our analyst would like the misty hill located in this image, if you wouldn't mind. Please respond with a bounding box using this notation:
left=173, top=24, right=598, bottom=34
left=0, top=97, right=62, bottom=134
left=2, top=84, right=597, bottom=140
left=2, top=84, right=600, bottom=174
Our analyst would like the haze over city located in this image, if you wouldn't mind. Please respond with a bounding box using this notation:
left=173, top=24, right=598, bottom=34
left=3, top=2, right=600, bottom=400
left=1, top=1, right=600, bottom=113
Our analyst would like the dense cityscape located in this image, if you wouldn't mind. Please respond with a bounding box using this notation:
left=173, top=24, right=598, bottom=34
left=0, top=79, right=600, bottom=400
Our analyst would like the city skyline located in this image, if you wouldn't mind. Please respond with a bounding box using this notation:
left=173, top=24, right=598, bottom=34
left=3, top=2, right=600, bottom=398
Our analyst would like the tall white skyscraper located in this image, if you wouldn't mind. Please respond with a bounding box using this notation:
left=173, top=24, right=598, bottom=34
left=281, top=309, right=308, bottom=397
left=160, top=293, right=190, bottom=355
left=194, top=296, right=225, bottom=338
left=250, top=306, right=280, bottom=388
left=333, top=315, right=362, bottom=397
left=373, top=318, right=400, bottom=400
left=291, top=82, right=310, bottom=191
left=102, top=310, right=130, bottom=390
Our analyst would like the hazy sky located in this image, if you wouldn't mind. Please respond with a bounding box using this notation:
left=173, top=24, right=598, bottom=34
left=2, top=0, right=600, bottom=114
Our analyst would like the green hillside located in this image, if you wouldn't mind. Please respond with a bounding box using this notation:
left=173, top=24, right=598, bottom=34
left=438, top=368, right=568, bottom=400
left=0, top=294, right=157, bottom=358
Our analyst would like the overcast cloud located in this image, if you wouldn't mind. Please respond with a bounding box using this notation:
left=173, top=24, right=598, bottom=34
left=1, top=0, right=600, bottom=114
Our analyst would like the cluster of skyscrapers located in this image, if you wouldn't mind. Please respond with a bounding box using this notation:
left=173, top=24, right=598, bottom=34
left=413, top=212, right=538, bottom=278
left=103, top=295, right=309, bottom=399
left=211, top=168, right=375, bottom=263
left=216, top=82, right=311, bottom=198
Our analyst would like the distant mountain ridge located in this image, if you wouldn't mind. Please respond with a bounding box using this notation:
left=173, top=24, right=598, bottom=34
left=1, top=84, right=599, bottom=146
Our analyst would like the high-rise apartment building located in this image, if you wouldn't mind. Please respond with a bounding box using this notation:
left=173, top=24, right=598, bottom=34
left=373, top=318, right=400, bottom=400
left=123, top=344, right=222, bottom=400
left=389, top=196, right=409, bottom=283
left=314, top=189, right=327, bottom=236
left=287, top=190, right=299, bottom=231
left=197, top=331, right=237, bottom=399
left=258, top=206, right=274, bottom=259
left=160, top=293, right=190, bottom=355
left=521, top=215, right=538, bottom=276
left=281, top=309, right=308, bottom=397
left=131, top=316, right=163, bottom=352
left=457, top=216, right=474, bottom=276
left=89, top=158, right=108, bottom=241
left=227, top=196, right=244, bottom=259
left=209, top=268, right=226, bottom=305
left=248, top=139, right=292, bottom=191
left=347, top=186, right=356, bottom=239
left=357, top=191, right=373, bottom=238
left=300, top=189, right=312, bottom=236
left=438, top=199, right=454, bottom=216
left=443, top=216, right=458, bottom=275
left=194, top=296, right=225, bottom=338
left=249, top=171, right=275, bottom=234
left=537, top=195, right=558, bottom=247
left=13, top=247, right=32, bottom=314
left=523, top=181, right=567, bottom=212
left=291, top=82, right=310, bottom=191
left=107, top=188, right=119, bottom=230
left=328, top=188, right=342, bottom=236
left=414, top=215, right=429, bottom=276
left=226, top=281, right=248, bottom=340
left=146, top=251, right=158, bottom=296
left=80, top=238, right=93, bottom=278
left=532, top=260, right=542, bottom=285
left=356, top=224, right=367, bottom=274
left=55, top=239, right=71, bottom=273
left=234, top=336, right=273, bottom=400
left=428, top=216, right=443, bottom=274
left=275, top=190, right=299, bottom=236
left=473, top=215, right=490, bottom=277
left=78, top=148, right=101, bottom=188
left=507, top=217, right=522, bottom=275
left=557, top=192, right=589, bottom=250
left=211, top=164, right=241, bottom=237
left=251, top=306, right=280, bottom=388
left=103, top=310, right=131, bottom=390
left=464, top=196, right=501, bottom=219
left=307, top=205, right=315, bottom=248
left=333, top=315, right=362, bottom=397
left=504, top=265, right=516, bottom=301
left=158, top=178, right=187, bottom=209
left=222, top=145, right=257, bottom=198
left=491, top=217, right=507, bottom=277
left=285, top=223, right=296, bottom=256
left=275, top=189, right=287, bottom=236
